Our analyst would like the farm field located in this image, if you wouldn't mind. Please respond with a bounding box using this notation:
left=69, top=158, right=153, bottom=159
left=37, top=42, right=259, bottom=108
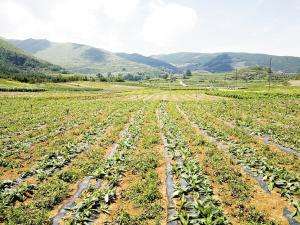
left=0, top=81, right=299, bottom=225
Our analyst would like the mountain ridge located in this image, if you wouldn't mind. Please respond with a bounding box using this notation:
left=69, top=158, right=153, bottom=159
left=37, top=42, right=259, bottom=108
left=0, top=37, right=66, bottom=82
left=9, top=39, right=170, bottom=74
left=152, top=52, right=300, bottom=73
left=8, top=38, right=300, bottom=73
left=116, top=52, right=179, bottom=72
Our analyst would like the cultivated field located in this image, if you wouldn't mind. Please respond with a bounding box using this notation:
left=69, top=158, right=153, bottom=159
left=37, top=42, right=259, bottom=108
left=0, top=81, right=299, bottom=225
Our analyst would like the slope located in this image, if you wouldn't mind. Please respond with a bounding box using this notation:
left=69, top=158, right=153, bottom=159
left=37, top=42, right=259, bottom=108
left=9, top=39, right=161, bottom=75
left=116, top=53, right=179, bottom=73
left=0, top=38, right=65, bottom=82
left=152, top=52, right=300, bottom=73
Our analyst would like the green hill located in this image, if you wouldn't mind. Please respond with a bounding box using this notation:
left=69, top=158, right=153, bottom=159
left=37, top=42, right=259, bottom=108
left=10, top=38, right=300, bottom=74
left=9, top=38, right=51, bottom=54
left=10, top=39, right=161, bottom=75
left=0, top=38, right=66, bottom=82
left=152, top=52, right=300, bottom=73
left=152, top=52, right=216, bottom=65
left=116, top=53, right=179, bottom=73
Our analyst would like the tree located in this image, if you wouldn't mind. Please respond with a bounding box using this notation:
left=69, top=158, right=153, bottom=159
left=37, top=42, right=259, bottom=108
left=160, top=73, right=168, bottom=80
left=106, top=72, right=112, bottom=82
left=96, top=72, right=102, bottom=79
left=185, top=69, right=192, bottom=76
left=115, top=74, right=125, bottom=82
left=170, top=75, right=176, bottom=82
left=96, top=73, right=107, bottom=82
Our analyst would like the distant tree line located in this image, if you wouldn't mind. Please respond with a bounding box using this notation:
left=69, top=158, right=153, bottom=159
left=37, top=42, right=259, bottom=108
left=226, top=66, right=296, bottom=82
left=0, top=87, right=46, bottom=92
left=0, top=63, right=88, bottom=83
left=0, top=72, right=89, bottom=83
left=0, top=42, right=85, bottom=83
left=95, top=73, right=125, bottom=82
left=95, top=71, right=155, bottom=82
left=0, top=48, right=80, bottom=83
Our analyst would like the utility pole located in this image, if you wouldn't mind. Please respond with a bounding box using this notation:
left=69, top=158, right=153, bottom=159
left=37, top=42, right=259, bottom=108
left=268, top=58, right=272, bottom=91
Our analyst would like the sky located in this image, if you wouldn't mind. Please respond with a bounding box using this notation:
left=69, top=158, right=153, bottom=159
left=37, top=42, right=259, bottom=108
left=0, top=0, right=300, bottom=56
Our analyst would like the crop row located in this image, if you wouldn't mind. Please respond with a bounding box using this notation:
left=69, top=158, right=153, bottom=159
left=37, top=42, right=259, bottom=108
left=1, top=104, right=120, bottom=184
left=158, top=101, right=228, bottom=225
left=51, top=107, right=139, bottom=224
left=0, top=99, right=117, bottom=170
left=171, top=102, right=290, bottom=224
left=203, top=89, right=300, bottom=100
left=180, top=102, right=299, bottom=198
left=0, top=102, right=141, bottom=223
left=178, top=102, right=300, bottom=222
left=196, top=97, right=299, bottom=151
left=99, top=101, right=165, bottom=224
left=0, top=97, right=97, bottom=137
left=60, top=108, right=145, bottom=224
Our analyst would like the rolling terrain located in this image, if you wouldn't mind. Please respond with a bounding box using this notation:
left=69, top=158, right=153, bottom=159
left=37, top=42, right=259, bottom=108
left=9, top=39, right=171, bottom=74
left=10, top=38, right=300, bottom=74
left=116, top=52, right=179, bottom=72
left=0, top=38, right=65, bottom=82
left=152, top=52, right=300, bottom=73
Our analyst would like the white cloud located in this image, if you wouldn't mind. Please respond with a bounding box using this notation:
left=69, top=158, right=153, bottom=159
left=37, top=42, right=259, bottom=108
left=296, top=2, right=300, bottom=11
left=0, top=0, right=299, bottom=56
left=0, top=1, right=44, bottom=38
left=48, top=0, right=140, bottom=36
left=101, top=0, right=140, bottom=21
left=256, top=0, right=266, bottom=6
left=48, top=0, right=99, bottom=41
left=0, top=0, right=141, bottom=51
left=142, top=2, right=198, bottom=47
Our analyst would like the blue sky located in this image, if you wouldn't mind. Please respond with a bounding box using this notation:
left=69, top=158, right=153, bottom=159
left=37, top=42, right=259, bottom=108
left=0, top=0, right=299, bottom=56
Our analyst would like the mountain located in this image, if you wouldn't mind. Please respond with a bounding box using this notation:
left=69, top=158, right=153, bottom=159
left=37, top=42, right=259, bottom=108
left=0, top=38, right=65, bottom=82
left=116, top=53, right=179, bottom=72
left=152, top=52, right=216, bottom=66
left=11, top=38, right=300, bottom=74
left=10, top=38, right=51, bottom=54
left=152, top=52, right=300, bottom=73
left=9, top=39, right=165, bottom=74
left=202, top=54, right=233, bottom=72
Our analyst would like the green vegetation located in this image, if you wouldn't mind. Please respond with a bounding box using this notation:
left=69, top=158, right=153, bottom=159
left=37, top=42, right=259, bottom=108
left=116, top=52, right=179, bottom=73
left=7, top=38, right=300, bottom=81
left=0, top=77, right=299, bottom=225
left=0, top=38, right=72, bottom=83
left=9, top=39, right=162, bottom=75
left=153, top=52, right=300, bottom=73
